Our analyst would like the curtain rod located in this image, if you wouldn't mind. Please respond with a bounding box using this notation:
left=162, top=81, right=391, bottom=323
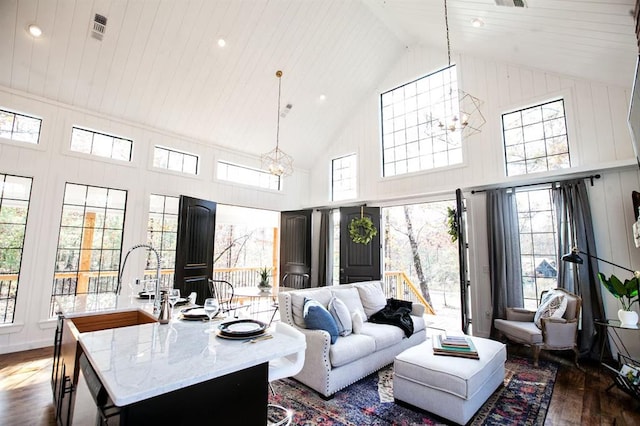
left=470, top=174, right=601, bottom=195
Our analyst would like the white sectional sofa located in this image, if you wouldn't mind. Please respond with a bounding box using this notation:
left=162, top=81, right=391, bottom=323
left=277, top=280, right=427, bottom=398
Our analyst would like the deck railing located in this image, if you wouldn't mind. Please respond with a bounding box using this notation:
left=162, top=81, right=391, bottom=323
left=1, top=267, right=435, bottom=321
left=383, top=271, right=436, bottom=314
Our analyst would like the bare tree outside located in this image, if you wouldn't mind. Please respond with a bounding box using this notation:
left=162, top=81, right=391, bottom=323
left=383, top=200, right=460, bottom=323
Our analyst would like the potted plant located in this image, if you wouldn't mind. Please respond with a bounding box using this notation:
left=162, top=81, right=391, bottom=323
left=258, top=267, right=271, bottom=291
left=597, top=272, right=640, bottom=325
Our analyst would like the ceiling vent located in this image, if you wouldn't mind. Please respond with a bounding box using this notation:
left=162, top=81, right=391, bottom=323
left=495, top=0, right=527, bottom=7
left=90, top=13, right=107, bottom=40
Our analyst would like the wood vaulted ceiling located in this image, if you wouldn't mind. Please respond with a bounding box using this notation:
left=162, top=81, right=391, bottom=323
left=0, top=0, right=637, bottom=171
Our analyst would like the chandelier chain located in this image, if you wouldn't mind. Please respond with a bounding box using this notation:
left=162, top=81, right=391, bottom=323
left=275, top=70, right=282, bottom=153
left=444, top=0, right=451, bottom=66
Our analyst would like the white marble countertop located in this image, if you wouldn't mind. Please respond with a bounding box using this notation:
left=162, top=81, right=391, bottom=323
left=66, top=296, right=305, bottom=407
left=78, top=316, right=305, bottom=406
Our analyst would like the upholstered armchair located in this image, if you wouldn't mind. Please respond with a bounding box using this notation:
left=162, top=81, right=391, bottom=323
left=493, top=288, right=582, bottom=367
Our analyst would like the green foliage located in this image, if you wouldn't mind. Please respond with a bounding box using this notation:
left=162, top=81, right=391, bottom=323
left=258, top=266, right=271, bottom=287
left=349, top=216, right=378, bottom=245
left=446, top=207, right=458, bottom=243
left=598, top=272, right=640, bottom=311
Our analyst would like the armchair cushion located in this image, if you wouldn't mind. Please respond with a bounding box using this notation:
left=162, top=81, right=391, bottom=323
left=534, top=291, right=568, bottom=329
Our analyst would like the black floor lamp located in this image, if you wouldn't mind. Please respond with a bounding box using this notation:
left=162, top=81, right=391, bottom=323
left=561, top=247, right=637, bottom=274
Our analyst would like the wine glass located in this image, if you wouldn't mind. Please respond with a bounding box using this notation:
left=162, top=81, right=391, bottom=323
left=203, top=298, right=220, bottom=333
left=168, top=288, right=180, bottom=312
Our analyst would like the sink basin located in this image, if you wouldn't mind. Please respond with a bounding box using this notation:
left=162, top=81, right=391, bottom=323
left=70, top=309, right=157, bottom=333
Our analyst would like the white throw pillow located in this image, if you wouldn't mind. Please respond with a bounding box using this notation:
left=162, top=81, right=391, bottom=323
left=328, top=297, right=352, bottom=336
left=534, top=291, right=568, bottom=329
left=331, top=288, right=367, bottom=321
left=351, top=310, right=363, bottom=334
left=355, top=281, right=387, bottom=318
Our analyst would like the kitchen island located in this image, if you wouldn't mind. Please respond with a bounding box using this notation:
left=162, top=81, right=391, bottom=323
left=52, top=298, right=305, bottom=425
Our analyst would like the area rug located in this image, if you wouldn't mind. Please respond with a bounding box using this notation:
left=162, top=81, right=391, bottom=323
left=268, top=356, right=558, bottom=425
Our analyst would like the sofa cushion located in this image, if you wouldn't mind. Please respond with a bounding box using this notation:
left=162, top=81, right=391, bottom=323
left=291, top=288, right=333, bottom=328
left=331, top=287, right=367, bottom=321
left=534, top=291, right=567, bottom=329
left=303, top=298, right=339, bottom=344
left=329, top=333, right=376, bottom=367
left=328, top=296, right=352, bottom=336
left=352, top=310, right=364, bottom=334
left=360, top=322, right=405, bottom=351
left=354, top=281, right=387, bottom=318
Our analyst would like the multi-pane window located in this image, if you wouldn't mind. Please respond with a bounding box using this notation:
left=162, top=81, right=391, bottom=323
left=515, top=188, right=558, bottom=309
left=70, top=127, right=133, bottom=162
left=147, top=194, right=178, bottom=288
left=51, top=183, right=127, bottom=315
left=217, top=161, right=281, bottom=191
left=503, top=99, right=570, bottom=176
left=0, top=174, right=32, bottom=323
left=381, top=65, right=463, bottom=177
left=332, top=154, right=357, bottom=201
left=0, top=108, right=41, bottom=144
left=153, top=146, right=198, bottom=175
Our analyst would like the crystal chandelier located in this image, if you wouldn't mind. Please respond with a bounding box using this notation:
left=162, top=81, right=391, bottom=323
left=261, top=70, right=294, bottom=177
left=426, top=0, right=485, bottom=141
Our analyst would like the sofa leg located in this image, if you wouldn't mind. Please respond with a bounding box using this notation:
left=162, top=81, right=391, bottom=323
left=532, top=346, right=540, bottom=367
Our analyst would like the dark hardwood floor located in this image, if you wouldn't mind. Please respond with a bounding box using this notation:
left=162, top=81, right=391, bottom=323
left=1, top=345, right=639, bottom=425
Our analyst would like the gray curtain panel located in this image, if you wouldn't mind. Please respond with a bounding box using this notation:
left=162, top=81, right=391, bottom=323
left=487, top=188, right=523, bottom=329
left=316, top=209, right=332, bottom=287
left=553, top=179, right=608, bottom=359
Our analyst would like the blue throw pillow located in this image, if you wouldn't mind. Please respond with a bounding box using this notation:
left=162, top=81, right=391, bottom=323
left=303, top=297, right=339, bottom=344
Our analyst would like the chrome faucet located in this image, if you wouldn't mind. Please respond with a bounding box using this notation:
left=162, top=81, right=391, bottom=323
left=117, top=244, right=162, bottom=314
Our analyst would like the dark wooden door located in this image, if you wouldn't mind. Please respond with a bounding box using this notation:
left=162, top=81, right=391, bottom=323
left=339, top=206, right=381, bottom=283
left=174, top=196, right=216, bottom=305
left=279, top=210, right=312, bottom=288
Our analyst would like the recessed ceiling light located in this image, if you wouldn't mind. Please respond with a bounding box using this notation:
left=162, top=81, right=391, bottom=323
left=28, top=24, right=42, bottom=37
left=319, top=94, right=326, bottom=101
left=217, top=38, right=226, bottom=47
left=471, top=18, right=484, bottom=28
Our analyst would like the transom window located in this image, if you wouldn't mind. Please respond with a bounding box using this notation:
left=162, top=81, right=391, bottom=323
left=381, top=65, right=463, bottom=177
left=0, top=174, right=32, bottom=324
left=153, top=146, right=199, bottom=175
left=51, top=183, right=127, bottom=315
left=516, top=188, right=558, bottom=309
left=332, top=154, right=357, bottom=201
left=0, top=108, right=41, bottom=144
left=503, top=99, right=570, bottom=176
left=70, top=127, right=133, bottom=162
left=217, top=161, right=281, bottom=191
left=147, top=194, right=178, bottom=288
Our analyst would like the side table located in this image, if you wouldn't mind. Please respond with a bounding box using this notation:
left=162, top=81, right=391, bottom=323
left=594, top=319, right=640, bottom=400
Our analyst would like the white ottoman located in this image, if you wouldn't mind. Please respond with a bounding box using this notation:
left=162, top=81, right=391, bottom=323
left=393, top=336, right=506, bottom=425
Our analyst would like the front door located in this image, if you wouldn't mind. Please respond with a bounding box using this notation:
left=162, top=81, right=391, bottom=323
left=339, top=206, right=381, bottom=283
left=174, top=196, right=217, bottom=304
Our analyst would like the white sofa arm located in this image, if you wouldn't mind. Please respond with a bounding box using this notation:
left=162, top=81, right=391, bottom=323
left=411, top=303, right=425, bottom=317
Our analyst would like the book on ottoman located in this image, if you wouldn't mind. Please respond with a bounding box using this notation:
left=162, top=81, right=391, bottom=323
left=432, top=335, right=479, bottom=359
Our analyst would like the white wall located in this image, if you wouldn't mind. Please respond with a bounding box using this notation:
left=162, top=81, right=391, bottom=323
left=0, top=86, right=309, bottom=353
left=307, top=46, right=640, bottom=352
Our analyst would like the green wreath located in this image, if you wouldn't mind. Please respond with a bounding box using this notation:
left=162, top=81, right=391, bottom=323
left=349, top=216, right=378, bottom=245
